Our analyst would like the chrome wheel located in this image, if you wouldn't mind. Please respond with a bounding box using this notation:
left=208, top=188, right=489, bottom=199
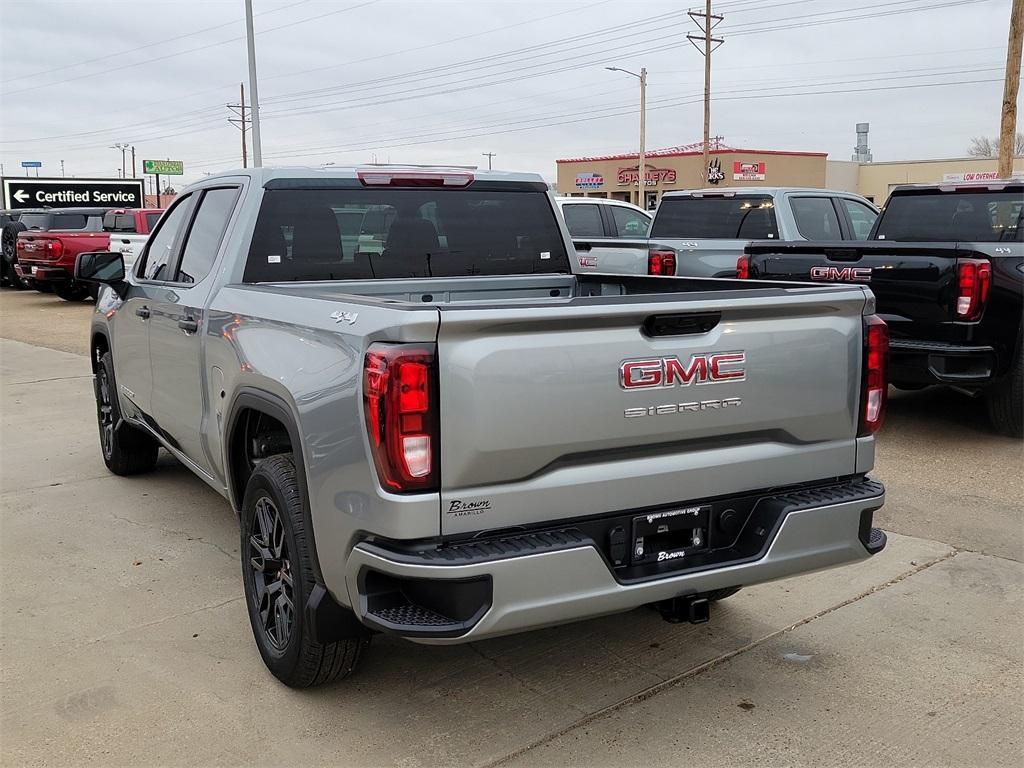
left=97, top=368, right=115, bottom=460
left=248, top=496, right=294, bottom=651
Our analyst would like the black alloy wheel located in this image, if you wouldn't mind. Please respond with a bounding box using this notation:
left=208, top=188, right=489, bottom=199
left=97, top=363, right=116, bottom=461
left=248, top=495, right=295, bottom=651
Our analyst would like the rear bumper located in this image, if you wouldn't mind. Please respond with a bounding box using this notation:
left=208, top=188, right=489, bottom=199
left=14, top=262, right=68, bottom=282
left=340, top=478, right=885, bottom=644
left=889, top=338, right=996, bottom=386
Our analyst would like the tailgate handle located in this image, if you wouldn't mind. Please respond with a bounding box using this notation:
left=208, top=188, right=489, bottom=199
left=824, top=247, right=861, bottom=262
left=643, top=312, right=720, bottom=337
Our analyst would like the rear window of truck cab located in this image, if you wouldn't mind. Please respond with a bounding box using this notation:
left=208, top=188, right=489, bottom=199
left=650, top=195, right=779, bottom=240
left=875, top=190, right=1023, bottom=242
left=19, top=212, right=89, bottom=231
left=243, top=185, right=571, bottom=282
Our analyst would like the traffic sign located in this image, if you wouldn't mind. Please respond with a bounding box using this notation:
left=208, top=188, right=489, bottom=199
left=1, top=177, right=145, bottom=210
left=20, top=161, right=42, bottom=168
left=143, top=159, right=183, bottom=175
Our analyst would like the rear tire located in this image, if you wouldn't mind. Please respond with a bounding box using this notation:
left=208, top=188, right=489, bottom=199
left=987, top=342, right=1022, bottom=438
left=1, top=221, right=25, bottom=288
left=95, top=351, right=160, bottom=475
left=241, top=455, right=369, bottom=688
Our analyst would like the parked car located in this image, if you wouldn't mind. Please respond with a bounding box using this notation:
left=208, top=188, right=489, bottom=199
left=76, top=166, right=887, bottom=688
left=740, top=179, right=1023, bottom=436
left=10, top=207, right=109, bottom=293
left=104, top=208, right=165, bottom=272
left=555, top=197, right=653, bottom=274
left=0, top=208, right=42, bottom=288
left=645, top=187, right=879, bottom=277
left=16, top=207, right=161, bottom=300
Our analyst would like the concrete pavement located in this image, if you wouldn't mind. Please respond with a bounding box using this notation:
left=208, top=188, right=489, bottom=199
left=1, top=298, right=1021, bottom=767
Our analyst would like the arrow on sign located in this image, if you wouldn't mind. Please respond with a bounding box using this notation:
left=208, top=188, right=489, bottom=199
left=13, top=190, right=29, bottom=203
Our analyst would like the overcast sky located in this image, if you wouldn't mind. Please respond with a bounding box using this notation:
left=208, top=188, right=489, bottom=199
left=0, top=0, right=1016, bottom=187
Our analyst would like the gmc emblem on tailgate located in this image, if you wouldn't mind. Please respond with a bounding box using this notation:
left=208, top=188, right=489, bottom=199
left=810, top=266, right=872, bottom=282
left=620, top=352, right=746, bottom=389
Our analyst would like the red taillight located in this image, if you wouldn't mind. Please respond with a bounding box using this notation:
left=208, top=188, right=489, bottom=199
left=363, top=343, right=438, bottom=492
left=859, top=315, right=888, bottom=435
left=16, top=239, right=24, bottom=251
left=736, top=254, right=750, bottom=279
left=648, top=248, right=676, bottom=276
left=357, top=169, right=473, bottom=187
left=956, top=259, right=991, bottom=321
left=46, top=239, right=63, bottom=258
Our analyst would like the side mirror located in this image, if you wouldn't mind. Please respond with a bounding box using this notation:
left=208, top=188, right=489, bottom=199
left=75, top=251, right=125, bottom=284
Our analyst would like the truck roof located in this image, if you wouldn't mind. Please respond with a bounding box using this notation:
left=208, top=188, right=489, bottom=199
left=661, top=187, right=862, bottom=198
left=192, top=165, right=548, bottom=188
left=887, top=180, right=1024, bottom=194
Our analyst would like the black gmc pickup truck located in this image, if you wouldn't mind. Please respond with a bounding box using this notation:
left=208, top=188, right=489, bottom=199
left=739, top=181, right=1023, bottom=437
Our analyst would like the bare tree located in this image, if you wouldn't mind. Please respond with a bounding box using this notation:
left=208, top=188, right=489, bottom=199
left=968, top=133, right=1024, bottom=156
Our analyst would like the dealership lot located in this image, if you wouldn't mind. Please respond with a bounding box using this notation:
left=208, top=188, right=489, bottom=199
left=0, top=289, right=1020, bottom=766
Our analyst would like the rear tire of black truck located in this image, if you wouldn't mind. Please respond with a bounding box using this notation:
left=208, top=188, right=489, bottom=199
left=987, top=341, right=1022, bottom=438
left=95, top=352, right=161, bottom=475
left=241, top=454, right=369, bottom=688
left=1, top=221, right=26, bottom=289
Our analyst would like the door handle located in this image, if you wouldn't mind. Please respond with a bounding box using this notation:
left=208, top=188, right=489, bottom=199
left=178, top=317, right=199, bottom=334
left=574, top=242, right=592, bottom=251
left=135, top=306, right=150, bottom=319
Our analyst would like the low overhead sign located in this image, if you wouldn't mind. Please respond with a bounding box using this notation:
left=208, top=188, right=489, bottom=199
left=1, top=177, right=145, bottom=210
left=143, top=159, right=183, bottom=175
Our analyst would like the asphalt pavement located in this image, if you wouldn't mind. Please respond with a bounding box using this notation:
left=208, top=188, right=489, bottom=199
left=0, top=289, right=1020, bottom=767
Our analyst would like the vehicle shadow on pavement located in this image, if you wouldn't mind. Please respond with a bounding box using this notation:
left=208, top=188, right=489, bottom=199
left=883, top=385, right=992, bottom=437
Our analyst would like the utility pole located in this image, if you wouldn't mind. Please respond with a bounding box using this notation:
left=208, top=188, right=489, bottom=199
left=60, top=160, right=65, bottom=177
left=688, top=0, right=724, bottom=184
left=131, top=145, right=136, bottom=177
left=244, top=0, right=263, bottom=166
left=228, top=82, right=250, bottom=168
left=998, top=0, right=1023, bottom=178
left=111, top=143, right=130, bottom=179
left=482, top=152, right=496, bottom=170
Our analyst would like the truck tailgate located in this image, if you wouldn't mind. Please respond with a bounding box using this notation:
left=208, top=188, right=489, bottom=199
left=745, top=241, right=964, bottom=339
left=436, top=287, right=869, bottom=535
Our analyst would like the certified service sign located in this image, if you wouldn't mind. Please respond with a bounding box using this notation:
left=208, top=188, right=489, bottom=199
left=575, top=172, right=604, bottom=189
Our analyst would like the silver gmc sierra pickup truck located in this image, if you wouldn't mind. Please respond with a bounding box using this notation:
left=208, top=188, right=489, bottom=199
left=76, top=166, right=888, bottom=688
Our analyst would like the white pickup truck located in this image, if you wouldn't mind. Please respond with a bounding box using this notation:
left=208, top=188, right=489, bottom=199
left=104, top=208, right=164, bottom=272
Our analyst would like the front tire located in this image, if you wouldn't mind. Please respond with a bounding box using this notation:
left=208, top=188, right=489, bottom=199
left=987, top=341, right=1022, bottom=438
left=241, top=455, right=368, bottom=688
left=95, top=352, right=160, bottom=475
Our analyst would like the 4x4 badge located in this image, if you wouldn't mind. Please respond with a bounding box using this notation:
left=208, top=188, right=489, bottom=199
left=330, top=311, right=358, bottom=325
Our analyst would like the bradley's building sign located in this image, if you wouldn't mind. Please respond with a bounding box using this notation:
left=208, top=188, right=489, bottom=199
left=617, top=165, right=677, bottom=186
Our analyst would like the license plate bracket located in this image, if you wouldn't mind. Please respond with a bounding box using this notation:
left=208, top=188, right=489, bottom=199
left=631, top=505, right=710, bottom=566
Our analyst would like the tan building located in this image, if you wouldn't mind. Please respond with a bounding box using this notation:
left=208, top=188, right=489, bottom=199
left=828, top=156, right=1024, bottom=204
left=556, top=146, right=828, bottom=209
left=557, top=144, right=1024, bottom=209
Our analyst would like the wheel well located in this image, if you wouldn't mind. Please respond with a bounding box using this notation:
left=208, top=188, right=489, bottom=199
left=228, top=407, right=294, bottom=508
left=91, top=333, right=109, bottom=373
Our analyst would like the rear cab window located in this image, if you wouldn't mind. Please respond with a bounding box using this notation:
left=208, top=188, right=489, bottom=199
left=651, top=195, right=779, bottom=240
left=874, top=189, right=1023, bottom=242
left=244, top=183, right=571, bottom=282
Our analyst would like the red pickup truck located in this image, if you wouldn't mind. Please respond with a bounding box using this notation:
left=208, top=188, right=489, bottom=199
left=16, top=207, right=162, bottom=300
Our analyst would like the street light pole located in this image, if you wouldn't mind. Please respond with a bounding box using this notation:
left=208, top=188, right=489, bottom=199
left=111, top=143, right=129, bottom=178
left=606, top=66, right=647, bottom=207
left=244, top=0, right=263, bottom=167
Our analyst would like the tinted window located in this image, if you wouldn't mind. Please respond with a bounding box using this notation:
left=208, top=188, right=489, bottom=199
left=51, top=214, right=89, bottom=230
left=16, top=214, right=50, bottom=230
left=176, top=188, right=238, bottom=284
left=875, top=191, right=1023, bottom=242
left=840, top=198, right=878, bottom=240
left=244, top=187, right=571, bottom=282
left=145, top=212, right=162, bottom=232
left=610, top=206, right=651, bottom=237
left=791, top=197, right=842, bottom=240
left=651, top=196, right=779, bottom=239
left=140, top=196, right=192, bottom=281
left=561, top=204, right=605, bottom=237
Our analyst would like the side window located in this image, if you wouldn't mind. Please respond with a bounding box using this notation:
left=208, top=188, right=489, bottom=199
left=139, top=195, right=192, bottom=281
left=114, top=214, right=136, bottom=232
left=561, top=204, right=604, bottom=237
left=145, top=212, right=162, bottom=232
left=840, top=199, right=878, bottom=240
left=791, top=197, right=842, bottom=240
left=175, top=188, right=239, bottom=285
left=610, top=206, right=651, bottom=238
